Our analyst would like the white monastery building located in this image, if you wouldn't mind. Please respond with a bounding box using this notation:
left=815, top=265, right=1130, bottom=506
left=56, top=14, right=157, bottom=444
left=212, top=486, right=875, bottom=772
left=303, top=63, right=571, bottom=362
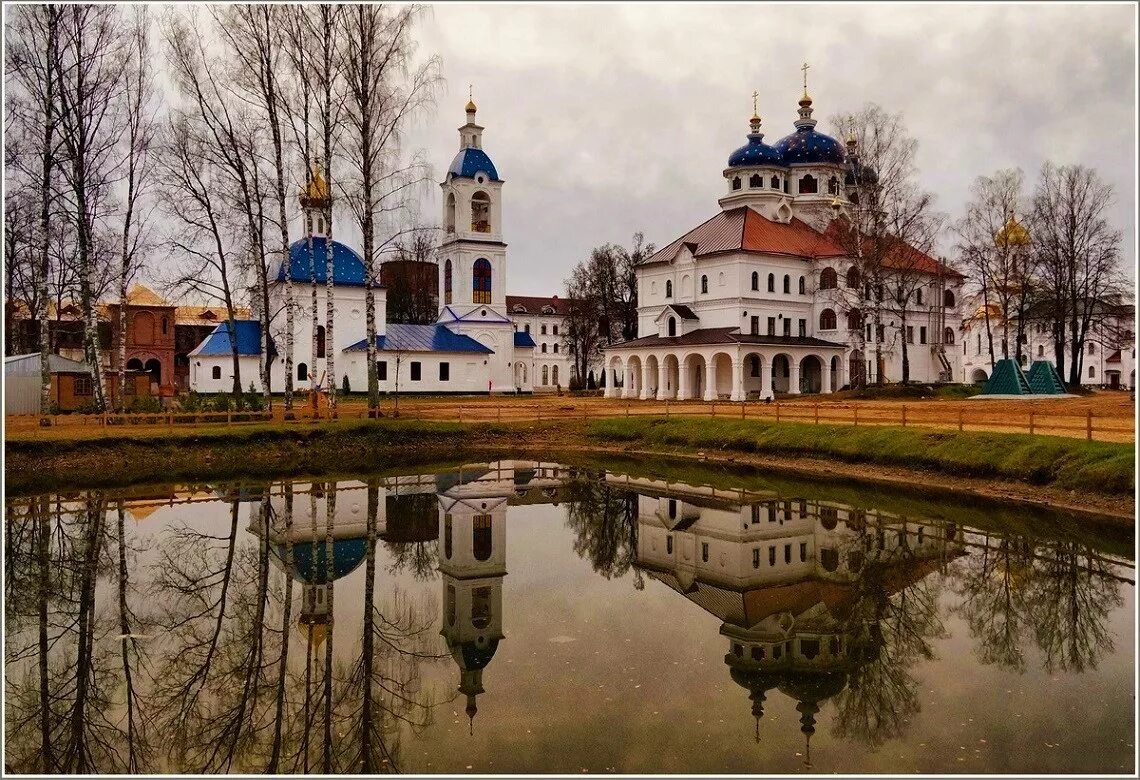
left=603, top=84, right=964, bottom=399
left=190, top=98, right=580, bottom=395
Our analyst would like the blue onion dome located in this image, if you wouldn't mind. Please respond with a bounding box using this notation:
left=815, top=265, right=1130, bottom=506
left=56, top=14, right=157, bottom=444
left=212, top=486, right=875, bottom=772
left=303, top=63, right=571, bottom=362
left=448, top=147, right=499, bottom=181
left=773, top=92, right=845, bottom=165
left=281, top=237, right=366, bottom=285
left=728, top=113, right=783, bottom=167
left=450, top=638, right=501, bottom=671
left=774, top=126, right=846, bottom=165
left=277, top=538, right=369, bottom=584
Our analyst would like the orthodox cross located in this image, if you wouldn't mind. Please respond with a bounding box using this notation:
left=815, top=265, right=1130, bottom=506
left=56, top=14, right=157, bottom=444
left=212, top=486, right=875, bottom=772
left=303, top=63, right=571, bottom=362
left=752, top=90, right=758, bottom=115
left=801, top=61, right=810, bottom=93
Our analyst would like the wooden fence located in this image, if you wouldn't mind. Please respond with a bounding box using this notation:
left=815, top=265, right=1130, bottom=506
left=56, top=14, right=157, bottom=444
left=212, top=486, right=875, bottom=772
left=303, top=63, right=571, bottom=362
left=8, top=398, right=1134, bottom=443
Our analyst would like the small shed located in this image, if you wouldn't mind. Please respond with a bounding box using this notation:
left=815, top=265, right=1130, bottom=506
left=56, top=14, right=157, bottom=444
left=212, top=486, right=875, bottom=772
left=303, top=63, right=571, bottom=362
left=4, top=353, right=150, bottom=414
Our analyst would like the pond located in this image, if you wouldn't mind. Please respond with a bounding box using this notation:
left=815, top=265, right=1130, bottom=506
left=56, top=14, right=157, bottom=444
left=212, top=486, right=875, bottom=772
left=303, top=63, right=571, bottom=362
left=3, top=458, right=1134, bottom=774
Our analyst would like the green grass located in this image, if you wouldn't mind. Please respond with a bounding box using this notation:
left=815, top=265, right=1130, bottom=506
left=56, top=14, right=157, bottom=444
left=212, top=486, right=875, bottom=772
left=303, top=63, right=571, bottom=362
left=828, top=382, right=981, bottom=400
left=586, top=417, right=1134, bottom=496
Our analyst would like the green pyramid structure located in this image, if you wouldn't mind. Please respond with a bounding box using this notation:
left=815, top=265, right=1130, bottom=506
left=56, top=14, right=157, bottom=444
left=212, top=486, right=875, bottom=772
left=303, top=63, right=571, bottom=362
left=980, top=358, right=1032, bottom=395
left=1026, top=360, right=1067, bottom=395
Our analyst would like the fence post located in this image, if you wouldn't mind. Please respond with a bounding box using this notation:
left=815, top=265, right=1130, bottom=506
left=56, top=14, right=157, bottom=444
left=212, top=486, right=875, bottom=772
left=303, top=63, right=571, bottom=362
left=626, top=400, right=630, bottom=417
left=711, top=402, right=716, bottom=418
left=776, top=403, right=781, bottom=423
left=227, top=410, right=232, bottom=425
left=958, top=409, right=964, bottom=432
left=901, top=404, right=907, bottom=427
left=665, top=398, right=670, bottom=417
left=853, top=407, right=858, bottom=427
left=741, top=400, right=745, bottom=420
left=497, top=400, right=501, bottom=423
left=1029, top=409, right=1035, bottom=435
left=1086, top=408, right=1093, bottom=441
left=814, top=403, right=819, bottom=425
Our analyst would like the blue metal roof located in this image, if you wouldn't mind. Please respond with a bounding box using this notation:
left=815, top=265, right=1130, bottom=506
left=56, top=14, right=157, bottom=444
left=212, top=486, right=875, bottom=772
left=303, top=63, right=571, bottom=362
left=773, top=127, right=846, bottom=165
left=190, top=320, right=263, bottom=356
left=344, top=323, right=493, bottom=354
left=279, top=237, right=367, bottom=286
left=728, top=132, right=784, bottom=168
left=513, top=331, right=536, bottom=348
left=448, top=147, right=500, bottom=181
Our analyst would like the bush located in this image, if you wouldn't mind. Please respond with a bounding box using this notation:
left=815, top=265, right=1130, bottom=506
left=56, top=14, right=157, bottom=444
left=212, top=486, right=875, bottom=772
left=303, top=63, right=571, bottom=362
left=342, top=374, right=351, bottom=395
left=128, top=395, right=163, bottom=413
left=245, top=383, right=264, bottom=412
left=178, top=392, right=204, bottom=413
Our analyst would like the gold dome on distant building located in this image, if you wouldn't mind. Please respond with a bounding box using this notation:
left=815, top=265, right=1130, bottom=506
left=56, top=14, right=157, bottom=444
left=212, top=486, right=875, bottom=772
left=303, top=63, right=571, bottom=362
left=301, top=167, right=330, bottom=203
left=995, top=215, right=1030, bottom=247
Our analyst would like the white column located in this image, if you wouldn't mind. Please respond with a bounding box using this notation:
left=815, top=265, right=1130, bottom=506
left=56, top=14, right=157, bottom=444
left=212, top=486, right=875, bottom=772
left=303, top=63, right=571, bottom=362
left=762, top=358, right=773, bottom=400
left=657, top=360, right=668, bottom=400
left=821, top=358, right=832, bottom=394
left=605, top=364, right=619, bottom=398
left=679, top=360, right=691, bottom=400
left=731, top=359, right=744, bottom=402
left=640, top=360, right=651, bottom=400
left=703, top=361, right=717, bottom=402
left=788, top=359, right=802, bottom=395
left=621, top=366, right=632, bottom=399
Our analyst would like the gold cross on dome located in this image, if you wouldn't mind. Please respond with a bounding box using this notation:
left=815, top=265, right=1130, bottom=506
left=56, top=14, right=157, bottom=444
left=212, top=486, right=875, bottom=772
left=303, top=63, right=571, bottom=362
left=801, top=61, right=810, bottom=93
left=752, top=90, right=758, bottom=114
left=469, top=83, right=473, bottom=100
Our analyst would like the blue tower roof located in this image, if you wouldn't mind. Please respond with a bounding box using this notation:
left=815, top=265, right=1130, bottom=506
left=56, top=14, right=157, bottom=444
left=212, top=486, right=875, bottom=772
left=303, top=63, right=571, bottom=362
left=448, top=147, right=500, bottom=181
left=773, top=126, right=846, bottom=166
left=728, top=132, right=784, bottom=168
left=189, top=320, right=263, bottom=356
left=279, top=236, right=367, bottom=286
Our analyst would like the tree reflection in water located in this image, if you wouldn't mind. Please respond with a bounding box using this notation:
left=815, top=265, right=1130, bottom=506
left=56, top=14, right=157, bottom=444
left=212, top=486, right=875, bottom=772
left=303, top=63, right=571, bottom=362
left=2, top=463, right=1132, bottom=773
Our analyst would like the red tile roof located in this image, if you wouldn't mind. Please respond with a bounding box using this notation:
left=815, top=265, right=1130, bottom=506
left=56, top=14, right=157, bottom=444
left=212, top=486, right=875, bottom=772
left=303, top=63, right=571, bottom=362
left=644, top=207, right=846, bottom=266
left=823, top=219, right=963, bottom=279
left=506, top=295, right=572, bottom=317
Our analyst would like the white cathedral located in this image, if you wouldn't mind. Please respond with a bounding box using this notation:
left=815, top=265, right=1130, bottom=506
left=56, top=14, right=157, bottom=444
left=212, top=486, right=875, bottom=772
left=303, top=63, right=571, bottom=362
left=602, top=82, right=964, bottom=399
left=189, top=98, right=543, bottom=396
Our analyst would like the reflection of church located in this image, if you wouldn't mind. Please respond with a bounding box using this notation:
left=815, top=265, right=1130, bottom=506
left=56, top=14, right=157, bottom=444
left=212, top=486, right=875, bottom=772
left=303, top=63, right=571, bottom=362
left=632, top=486, right=963, bottom=762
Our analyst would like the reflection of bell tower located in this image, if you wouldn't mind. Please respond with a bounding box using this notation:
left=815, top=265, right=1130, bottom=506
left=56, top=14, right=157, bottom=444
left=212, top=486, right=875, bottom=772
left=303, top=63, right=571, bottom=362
left=438, top=492, right=508, bottom=733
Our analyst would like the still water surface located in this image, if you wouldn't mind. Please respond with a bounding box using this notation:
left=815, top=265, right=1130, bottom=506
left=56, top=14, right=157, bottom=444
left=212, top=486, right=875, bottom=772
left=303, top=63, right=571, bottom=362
left=4, top=460, right=1134, bottom=774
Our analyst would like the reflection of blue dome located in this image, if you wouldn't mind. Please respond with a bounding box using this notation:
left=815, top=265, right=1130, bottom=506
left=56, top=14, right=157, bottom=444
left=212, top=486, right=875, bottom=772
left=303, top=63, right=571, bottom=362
left=728, top=133, right=784, bottom=168
left=279, top=237, right=366, bottom=286
left=773, top=127, right=846, bottom=165
left=448, top=148, right=499, bottom=181
left=451, top=638, right=500, bottom=671
left=278, top=538, right=369, bottom=584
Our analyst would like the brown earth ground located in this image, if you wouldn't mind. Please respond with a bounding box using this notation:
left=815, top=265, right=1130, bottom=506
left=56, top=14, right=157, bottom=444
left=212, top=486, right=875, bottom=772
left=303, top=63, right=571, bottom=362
left=7, top=388, right=1135, bottom=443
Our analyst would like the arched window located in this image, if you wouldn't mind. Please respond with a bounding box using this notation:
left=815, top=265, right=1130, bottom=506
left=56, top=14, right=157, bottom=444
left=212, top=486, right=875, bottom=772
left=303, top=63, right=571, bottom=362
left=542, top=365, right=549, bottom=385
left=783, top=275, right=790, bottom=294
left=552, top=365, right=559, bottom=385
left=819, top=308, right=837, bottom=330
left=749, top=174, right=762, bottom=188
left=211, top=365, right=221, bottom=380
left=770, top=175, right=779, bottom=189
left=751, top=271, right=759, bottom=291
left=944, top=327, right=955, bottom=345
left=553, top=343, right=559, bottom=353
left=767, top=273, right=775, bottom=292
left=798, top=276, right=806, bottom=295
left=473, top=258, right=492, bottom=304
left=444, top=259, right=453, bottom=304
left=298, top=362, right=308, bottom=381
left=943, top=289, right=956, bottom=307
left=700, top=275, right=708, bottom=294
left=1089, top=365, right=1096, bottom=378
left=470, top=191, right=491, bottom=232
left=667, top=317, right=676, bottom=337
left=445, top=193, right=456, bottom=233
left=541, top=343, right=547, bottom=353
left=1037, top=344, right=1044, bottom=357
left=827, top=176, right=839, bottom=195
left=665, top=280, right=673, bottom=298
left=161, top=316, right=168, bottom=335
left=731, top=176, right=741, bottom=191
left=820, top=267, right=837, bottom=289
left=846, top=266, right=860, bottom=289
left=799, top=174, right=817, bottom=194
left=316, top=325, right=326, bottom=358
left=847, top=309, right=862, bottom=331
left=916, top=288, right=924, bottom=305
left=473, top=515, right=492, bottom=561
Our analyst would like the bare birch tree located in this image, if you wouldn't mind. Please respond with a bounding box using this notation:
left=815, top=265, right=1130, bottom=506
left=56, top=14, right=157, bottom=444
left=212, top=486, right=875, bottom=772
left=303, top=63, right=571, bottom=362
left=339, top=3, right=441, bottom=415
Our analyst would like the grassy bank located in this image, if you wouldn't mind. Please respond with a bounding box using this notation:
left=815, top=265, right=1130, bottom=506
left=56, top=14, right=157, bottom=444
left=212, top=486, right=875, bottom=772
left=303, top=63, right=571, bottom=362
left=587, top=417, right=1134, bottom=495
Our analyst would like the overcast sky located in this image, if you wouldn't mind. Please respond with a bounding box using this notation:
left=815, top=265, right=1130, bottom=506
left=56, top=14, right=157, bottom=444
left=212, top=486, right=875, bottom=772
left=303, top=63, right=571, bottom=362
left=399, top=2, right=1136, bottom=297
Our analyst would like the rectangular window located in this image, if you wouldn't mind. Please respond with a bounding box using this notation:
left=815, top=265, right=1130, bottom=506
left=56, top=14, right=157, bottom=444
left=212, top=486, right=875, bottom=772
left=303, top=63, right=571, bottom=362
left=753, top=548, right=760, bottom=569
left=751, top=504, right=761, bottom=524
left=919, top=326, right=927, bottom=344
left=768, top=546, right=776, bottom=566
left=866, top=323, right=873, bottom=342
left=876, top=324, right=885, bottom=342
left=750, top=316, right=759, bottom=335
left=410, top=361, right=422, bottom=381
left=798, top=319, right=806, bottom=338
left=74, top=376, right=93, bottom=396
left=439, top=362, right=450, bottom=381
left=906, top=326, right=914, bottom=344
left=525, top=324, right=531, bottom=334
left=701, top=542, right=709, bottom=562
left=767, top=317, right=776, bottom=336
left=800, top=542, right=807, bottom=562
left=378, top=361, right=387, bottom=381
left=784, top=544, right=791, bottom=564
left=666, top=535, right=673, bottom=555
left=783, top=319, right=791, bottom=337
left=552, top=325, right=559, bottom=336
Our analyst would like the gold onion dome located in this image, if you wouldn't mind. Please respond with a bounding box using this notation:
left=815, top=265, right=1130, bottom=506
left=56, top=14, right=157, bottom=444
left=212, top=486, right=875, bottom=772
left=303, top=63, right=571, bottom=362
left=302, top=167, right=329, bottom=202
left=995, top=216, right=1030, bottom=247
left=465, top=98, right=477, bottom=112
